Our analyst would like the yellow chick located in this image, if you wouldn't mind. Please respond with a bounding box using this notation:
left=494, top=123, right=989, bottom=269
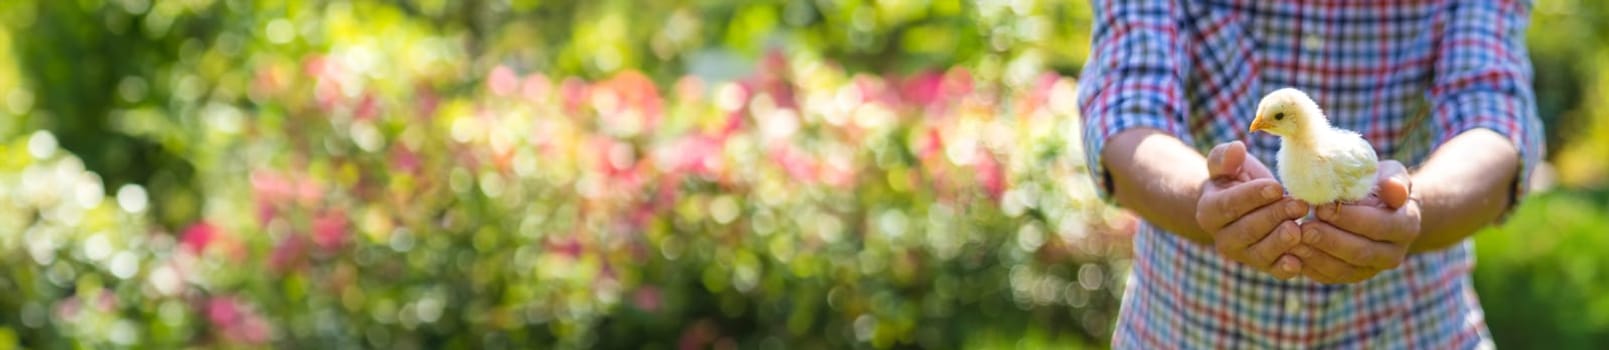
left=1248, top=88, right=1378, bottom=204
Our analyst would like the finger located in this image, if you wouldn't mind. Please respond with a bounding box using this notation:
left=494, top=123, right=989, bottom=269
left=1207, top=141, right=1246, bottom=179
left=1295, top=248, right=1346, bottom=284
left=1314, top=203, right=1418, bottom=243
left=1197, top=179, right=1286, bottom=230
left=1376, top=160, right=1410, bottom=209
left=1292, top=244, right=1379, bottom=284
left=1217, top=199, right=1308, bottom=249
left=1272, top=254, right=1302, bottom=280
left=1244, top=221, right=1303, bottom=275
left=1299, top=221, right=1404, bottom=269
left=1353, top=195, right=1385, bottom=208
left=1241, top=151, right=1277, bottom=180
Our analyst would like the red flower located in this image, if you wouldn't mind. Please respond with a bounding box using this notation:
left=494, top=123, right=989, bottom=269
left=900, top=70, right=945, bottom=108
left=181, top=221, right=219, bottom=254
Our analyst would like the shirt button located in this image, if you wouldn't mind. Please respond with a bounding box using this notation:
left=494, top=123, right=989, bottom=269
left=1284, top=297, right=1302, bottom=313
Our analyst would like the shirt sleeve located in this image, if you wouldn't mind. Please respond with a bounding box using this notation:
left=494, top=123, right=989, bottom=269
left=1077, top=0, right=1191, bottom=203
left=1427, top=0, right=1545, bottom=216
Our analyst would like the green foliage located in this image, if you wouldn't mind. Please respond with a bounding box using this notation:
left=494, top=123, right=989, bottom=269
left=1475, top=190, right=1609, bottom=348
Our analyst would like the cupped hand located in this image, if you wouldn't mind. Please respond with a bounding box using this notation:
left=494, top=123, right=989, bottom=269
left=1293, top=160, right=1421, bottom=284
left=1196, top=141, right=1309, bottom=279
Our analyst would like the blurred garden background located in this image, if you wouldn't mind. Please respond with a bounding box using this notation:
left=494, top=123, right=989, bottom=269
left=0, top=0, right=1605, bottom=348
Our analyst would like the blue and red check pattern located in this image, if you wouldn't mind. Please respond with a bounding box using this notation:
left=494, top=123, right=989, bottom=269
left=1077, top=0, right=1543, bottom=348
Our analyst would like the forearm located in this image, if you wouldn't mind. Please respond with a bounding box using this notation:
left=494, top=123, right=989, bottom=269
left=1409, top=129, right=1520, bottom=253
left=1101, top=128, right=1212, bottom=243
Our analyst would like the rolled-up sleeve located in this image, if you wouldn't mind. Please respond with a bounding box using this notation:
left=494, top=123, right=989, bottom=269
left=1428, top=0, right=1545, bottom=211
left=1077, top=0, right=1190, bottom=202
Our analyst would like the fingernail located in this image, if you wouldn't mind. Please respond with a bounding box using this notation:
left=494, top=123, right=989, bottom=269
left=1293, top=246, right=1312, bottom=258
left=1302, top=227, right=1319, bottom=244
left=1264, top=186, right=1281, bottom=200
left=1287, top=201, right=1305, bottom=216
left=1282, top=225, right=1299, bottom=244
left=1281, top=260, right=1299, bottom=273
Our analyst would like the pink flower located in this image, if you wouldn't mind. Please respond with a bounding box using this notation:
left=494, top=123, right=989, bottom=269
left=253, top=171, right=323, bottom=206
left=851, top=75, right=893, bottom=106
left=390, top=145, right=422, bottom=174
left=820, top=153, right=856, bottom=188
left=674, top=76, right=706, bottom=102
left=920, top=127, right=944, bottom=159
left=943, top=67, right=975, bottom=97
left=55, top=296, right=81, bottom=321
left=206, top=297, right=241, bottom=328
left=269, top=235, right=307, bottom=274
left=181, top=221, right=219, bottom=254
left=655, top=134, right=724, bottom=177
left=746, top=50, right=797, bottom=110
left=1019, top=72, right=1061, bottom=113
left=679, top=320, right=721, bottom=350
left=249, top=64, right=287, bottom=101
left=769, top=145, right=818, bottom=183
left=633, top=286, right=663, bottom=312
left=206, top=296, right=271, bottom=345
left=250, top=170, right=325, bottom=224
left=545, top=236, right=584, bottom=259
left=488, top=65, right=519, bottom=96
left=975, top=151, right=1006, bottom=200
left=560, top=77, right=589, bottom=114
left=900, top=70, right=945, bottom=108
left=312, top=210, right=348, bottom=253
left=522, top=73, right=552, bottom=104
left=596, top=70, right=664, bottom=131
left=414, top=82, right=440, bottom=119
left=304, top=55, right=349, bottom=110
left=302, top=54, right=333, bottom=77
left=354, top=92, right=380, bottom=120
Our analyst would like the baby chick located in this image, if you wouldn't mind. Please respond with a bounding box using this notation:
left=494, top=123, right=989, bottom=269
left=1248, top=88, right=1378, bottom=204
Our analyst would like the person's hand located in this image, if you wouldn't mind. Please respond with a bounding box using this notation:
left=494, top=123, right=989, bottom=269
left=1293, top=160, right=1420, bottom=284
left=1196, top=141, right=1309, bottom=279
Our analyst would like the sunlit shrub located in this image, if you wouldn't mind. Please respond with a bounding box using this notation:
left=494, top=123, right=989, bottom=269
left=0, top=44, right=1131, bottom=350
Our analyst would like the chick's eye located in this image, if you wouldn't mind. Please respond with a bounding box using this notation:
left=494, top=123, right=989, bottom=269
left=1274, top=112, right=1285, bottom=121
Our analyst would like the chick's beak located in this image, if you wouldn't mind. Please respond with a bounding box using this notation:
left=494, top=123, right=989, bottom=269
left=1248, top=114, right=1272, bottom=134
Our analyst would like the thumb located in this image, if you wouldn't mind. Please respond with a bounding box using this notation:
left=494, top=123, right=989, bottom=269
left=1376, top=160, right=1411, bottom=209
left=1207, top=141, right=1247, bottom=180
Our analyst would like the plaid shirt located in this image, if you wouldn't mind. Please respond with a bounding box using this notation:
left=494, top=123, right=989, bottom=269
left=1078, top=0, right=1544, bottom=348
